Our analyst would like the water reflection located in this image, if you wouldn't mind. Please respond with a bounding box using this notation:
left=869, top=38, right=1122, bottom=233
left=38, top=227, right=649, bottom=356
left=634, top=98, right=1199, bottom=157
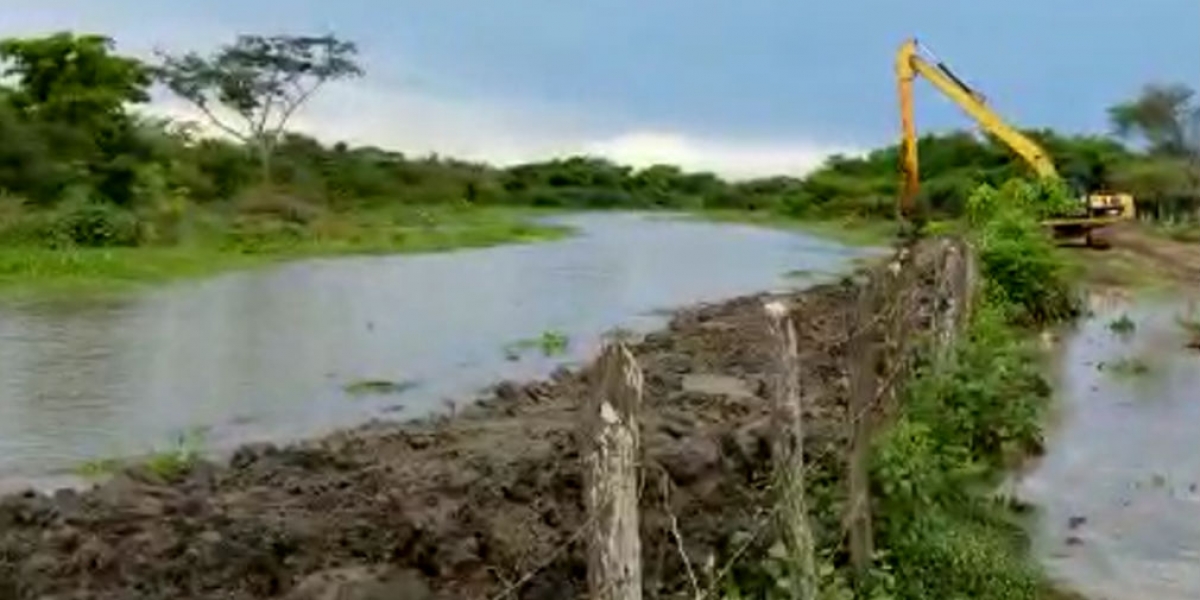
left=1020, top=290, right=1200, bottom=599
left=0, top=212, right=872, bottom=483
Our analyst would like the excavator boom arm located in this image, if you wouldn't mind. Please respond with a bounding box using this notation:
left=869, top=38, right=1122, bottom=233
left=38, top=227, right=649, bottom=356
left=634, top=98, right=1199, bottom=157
left=896, top=39, right=1058, bottom=216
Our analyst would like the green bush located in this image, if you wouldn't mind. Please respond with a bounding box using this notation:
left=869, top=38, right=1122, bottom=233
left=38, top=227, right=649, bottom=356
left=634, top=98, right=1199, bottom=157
left=222, top=214, right=310, bottom=253
left=52, top=194, right=145, bottom=247
left=881, top=509, right=1040, bottom=600
left=872, top=307, right=1052, bottom=600
left=0, top=191, right=144, bottom=247
left=872, top=188, right=1068, bottom=598
left=968, top=180, right=1079, bottom=325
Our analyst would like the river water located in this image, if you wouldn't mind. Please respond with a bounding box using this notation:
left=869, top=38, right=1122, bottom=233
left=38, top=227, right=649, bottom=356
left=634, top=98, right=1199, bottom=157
left=1019, top=289, right=1200, bottom=599
left=0, top=212, right=872, bottom=487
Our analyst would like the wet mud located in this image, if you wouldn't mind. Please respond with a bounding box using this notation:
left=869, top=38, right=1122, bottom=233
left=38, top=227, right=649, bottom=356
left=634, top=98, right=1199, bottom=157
left=0, top=277, right=875, bottom=599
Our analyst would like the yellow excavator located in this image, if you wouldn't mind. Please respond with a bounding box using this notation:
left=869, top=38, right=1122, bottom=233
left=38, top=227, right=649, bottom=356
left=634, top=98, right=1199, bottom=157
left=896, top=38, right=1135, bottom=246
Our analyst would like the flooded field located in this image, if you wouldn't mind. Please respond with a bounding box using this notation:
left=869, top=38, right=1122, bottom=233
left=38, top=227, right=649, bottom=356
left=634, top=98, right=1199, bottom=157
left=0, top=212, right=872, bottom=487
left=1020, top=289, right=1200, bottom=599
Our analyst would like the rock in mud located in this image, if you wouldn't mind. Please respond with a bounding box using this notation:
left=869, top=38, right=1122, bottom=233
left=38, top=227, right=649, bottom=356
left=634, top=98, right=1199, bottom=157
left=652, top=435, right=722, bottom=485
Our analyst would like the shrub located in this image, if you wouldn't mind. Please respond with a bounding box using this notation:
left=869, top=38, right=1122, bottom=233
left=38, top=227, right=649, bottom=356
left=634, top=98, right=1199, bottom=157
left=223, top=214, right=309, bottom=253
left=234, top=188, right=324, bottom=224
left=967, top=180, right=1079, bottom=325
left=872, top=192, right=1068, bottom=598
left=872, top=307, right=1052, bottom=600
left=1, top=189, right=146, bottom=247
left=50, top=192, right=145, bottom=247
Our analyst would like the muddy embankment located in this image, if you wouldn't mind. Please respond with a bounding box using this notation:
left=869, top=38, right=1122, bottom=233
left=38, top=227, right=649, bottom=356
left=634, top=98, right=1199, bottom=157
left=0, top=244, right=946, bottom=600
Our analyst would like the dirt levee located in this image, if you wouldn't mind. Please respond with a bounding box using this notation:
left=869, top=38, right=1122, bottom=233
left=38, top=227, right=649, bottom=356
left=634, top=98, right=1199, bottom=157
left=0, top=247, right=943, bottom=599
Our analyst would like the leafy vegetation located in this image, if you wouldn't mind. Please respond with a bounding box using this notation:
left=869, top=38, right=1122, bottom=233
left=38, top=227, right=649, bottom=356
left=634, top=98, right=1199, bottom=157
left=343, top=378, right=420, bottom=397
left=720, top=178, right=1082, bottom=599
left=1108, top=314, right=1137, bottom=334
left=142, top=429, right=205, bottom=481
left=74, top=428, right=206, bottom=482
left=0, top=205, right=571, bottom=296
left=2, top=30, right=1197, bottom=295
left=966, top=180, right=1080, bottom=325
left=872, top=305, right=1052, bottom=600
left=866, top=180, right=1080, bottom=599
left=503, top=329, right=571, bottom=360
left=153, top=34, right=363, bottom=184
left=5, top=24, right=1197, bottom=600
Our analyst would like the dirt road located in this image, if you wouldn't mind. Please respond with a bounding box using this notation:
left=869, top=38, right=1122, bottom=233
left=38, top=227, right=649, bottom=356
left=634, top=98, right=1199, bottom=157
left=1070, top=223, right=1200, bottom=288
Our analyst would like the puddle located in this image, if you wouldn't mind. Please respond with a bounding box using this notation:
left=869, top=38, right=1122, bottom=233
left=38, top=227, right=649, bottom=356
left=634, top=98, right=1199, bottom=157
left=1019, top=289, right=1200, bottom=599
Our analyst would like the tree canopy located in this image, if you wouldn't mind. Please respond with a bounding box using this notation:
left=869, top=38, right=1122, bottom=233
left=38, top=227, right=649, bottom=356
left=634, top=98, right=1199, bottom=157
left=0, top=32, right=150, bottom=129
left=0, top=29, right=1197, bottom=248
left=153, top=34, right=363, bottom=183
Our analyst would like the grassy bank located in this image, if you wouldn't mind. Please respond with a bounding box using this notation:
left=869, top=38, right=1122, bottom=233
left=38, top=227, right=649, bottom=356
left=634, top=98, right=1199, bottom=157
left=1, top=205, right=901, bottom=300
left=866, top=181, right=1079, bottom=599
left=0, top=205, right=571, bottom=299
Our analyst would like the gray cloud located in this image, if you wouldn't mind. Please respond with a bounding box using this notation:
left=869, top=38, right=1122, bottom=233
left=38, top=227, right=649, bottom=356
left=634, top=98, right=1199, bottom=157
left=4, top=1, right=855, bottom=178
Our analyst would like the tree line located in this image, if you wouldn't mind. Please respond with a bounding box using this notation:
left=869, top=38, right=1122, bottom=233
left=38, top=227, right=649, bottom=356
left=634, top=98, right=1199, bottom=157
left=1, top=31, right=1197, bottom=248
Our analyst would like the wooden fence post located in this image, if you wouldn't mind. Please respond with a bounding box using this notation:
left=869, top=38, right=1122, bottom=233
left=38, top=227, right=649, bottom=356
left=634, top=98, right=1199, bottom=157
left=881, top=248, right=914, bottom=414
left=846, top=275, right=878, bottom=580
left=959, top=241, right=978, bottom=326
left=764, top=301, right=817, bottom=600
left=584, top=341, right=644, bottom=600
left=935, top=241, right=966, bottom=366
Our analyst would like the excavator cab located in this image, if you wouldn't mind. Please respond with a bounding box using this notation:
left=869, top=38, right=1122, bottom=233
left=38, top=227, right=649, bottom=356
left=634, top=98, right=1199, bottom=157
left=1085, top=192, right=1135, bottom=219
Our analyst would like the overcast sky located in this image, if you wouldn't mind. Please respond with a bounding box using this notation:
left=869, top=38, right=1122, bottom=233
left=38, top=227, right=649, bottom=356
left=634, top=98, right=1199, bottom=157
left=4, top=1, right=1198, bottom=177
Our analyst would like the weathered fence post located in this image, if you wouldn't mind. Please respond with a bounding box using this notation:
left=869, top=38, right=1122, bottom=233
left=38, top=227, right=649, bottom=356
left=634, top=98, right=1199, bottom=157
left=936, top=240, right=963, bottom=361
left=846, top=274, right=878, bottom=580
left=763, top=301, right=818, bottom=600
left=933, top=239, right=977, bottom=369
left=881, top=248, right=914, bottom=414
left=959, top=241, right=978, bottom=326
left=584, top=341, right=644, bottom=600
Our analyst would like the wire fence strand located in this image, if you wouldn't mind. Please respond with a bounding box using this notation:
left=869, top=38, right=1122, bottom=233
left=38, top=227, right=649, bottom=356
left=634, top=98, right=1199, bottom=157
left=477, top=240, right=971, bottom=600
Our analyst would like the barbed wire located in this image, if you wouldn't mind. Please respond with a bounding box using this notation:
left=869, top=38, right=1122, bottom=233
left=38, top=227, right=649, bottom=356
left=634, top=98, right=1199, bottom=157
left=474, top=244, right=970, bottom=600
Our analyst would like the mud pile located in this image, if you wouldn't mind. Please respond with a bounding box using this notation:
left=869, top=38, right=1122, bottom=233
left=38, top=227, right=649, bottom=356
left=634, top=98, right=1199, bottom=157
left=0, top=254, right=941, bottom=599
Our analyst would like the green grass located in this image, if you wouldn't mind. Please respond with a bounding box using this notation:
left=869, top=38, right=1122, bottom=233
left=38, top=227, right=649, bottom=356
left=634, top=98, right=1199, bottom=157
left=74, top=428, right=206, bottom=482
left=503, top=329, right=571, bottom=360
left=75, top=457, right=122, bottom=479
left=343, top=378, right=420, bottom=397
left=0, top=206, right=572, bottom=299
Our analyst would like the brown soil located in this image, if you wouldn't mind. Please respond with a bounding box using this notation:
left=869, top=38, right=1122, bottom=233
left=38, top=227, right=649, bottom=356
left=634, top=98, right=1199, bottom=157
left=0, top=249, right=937, bottom=600
left=1080, top=223, right=1200, bottom=287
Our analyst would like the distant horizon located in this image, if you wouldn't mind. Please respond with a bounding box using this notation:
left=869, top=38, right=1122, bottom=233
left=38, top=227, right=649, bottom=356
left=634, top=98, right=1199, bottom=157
left=6, top=0, right=1197, bottom=178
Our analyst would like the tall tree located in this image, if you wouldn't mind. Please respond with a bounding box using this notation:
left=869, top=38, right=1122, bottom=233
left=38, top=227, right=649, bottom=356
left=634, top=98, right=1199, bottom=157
left=1108, top=83, right=1199, bottom=158
left=153, top=34, right=363, bottom=184
left=0, top=32, right=150, bottom=130
left=0, top=32, right=152, bottom=204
